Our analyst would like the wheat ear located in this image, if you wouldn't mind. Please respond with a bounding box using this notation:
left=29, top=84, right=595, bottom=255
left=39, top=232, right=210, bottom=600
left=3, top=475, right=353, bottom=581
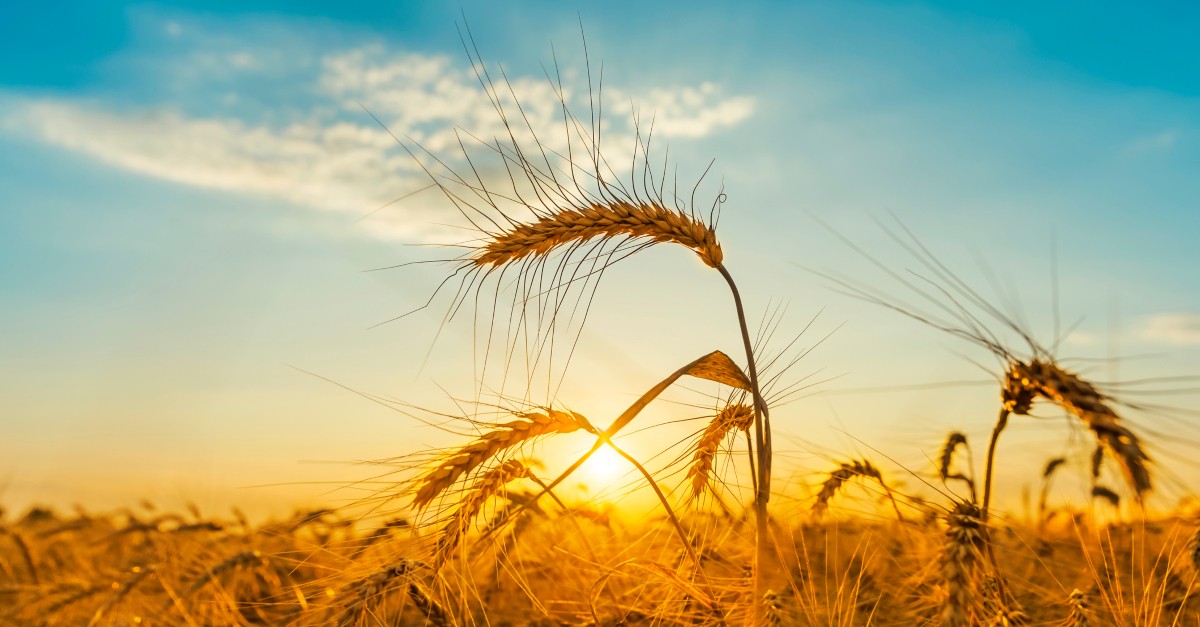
left=1003, top=360, right=1151, bottom=499
left=762, top=588, right=786, bottom=626
left=88, top=565, right=154, bottom=627
left=941, top=500, right=985, bottom=627
left=180, top=550, right=268, bottom=600
left=687, top=404, right=754, bottom=500
left=334, top=559, right=441, bottom=627
left=1091, top=486, right=1120, bottom=508
left=435, top=459, right=532, bottom=566
left=473, top=200, right=723, bottom=269
left=412, top=410, right=587, bottom=511
left=813, top=460, right=903, bottom=520
left=1066, top=588, right=1091, bottom=626
left=938, top=431, right=976, bottom=500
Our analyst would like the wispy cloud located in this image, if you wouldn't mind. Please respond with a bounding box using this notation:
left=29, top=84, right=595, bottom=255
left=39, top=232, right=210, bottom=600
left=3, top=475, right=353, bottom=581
left=2, top=24, right=755, bottom=240
left=1138, top=313, right=1200, bottom=346
left=1124, top=128, right=1179, bottom=157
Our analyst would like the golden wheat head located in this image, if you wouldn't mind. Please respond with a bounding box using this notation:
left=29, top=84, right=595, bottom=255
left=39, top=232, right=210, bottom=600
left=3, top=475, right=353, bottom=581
left=687, top=404, right=753, bottom=500
left=412, top=410, right=588, bottom=511
left=941, top=500, right=986, bottom=627
left=435, top=459, right=533, bottom=565
left=472, top=199, right=723, bottom=269
left=1003, top=359, right=1152, bottom=499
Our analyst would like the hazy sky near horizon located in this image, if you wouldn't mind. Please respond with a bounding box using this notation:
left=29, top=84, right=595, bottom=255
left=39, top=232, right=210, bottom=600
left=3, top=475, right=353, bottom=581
left=2, top=1, right=1198, bottom=518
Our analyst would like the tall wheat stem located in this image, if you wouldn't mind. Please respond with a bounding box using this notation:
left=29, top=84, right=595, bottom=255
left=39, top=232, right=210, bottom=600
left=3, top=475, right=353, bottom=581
left=717, top=263, right=773, bottom=623
left=982, top=408, right=1009, bottom=522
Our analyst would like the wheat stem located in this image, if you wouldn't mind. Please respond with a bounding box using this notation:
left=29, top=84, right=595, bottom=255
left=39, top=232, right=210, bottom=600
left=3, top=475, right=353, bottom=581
left=717, top=262, right=774, bottom=625
left=981, top=408, right=1009, bottom=522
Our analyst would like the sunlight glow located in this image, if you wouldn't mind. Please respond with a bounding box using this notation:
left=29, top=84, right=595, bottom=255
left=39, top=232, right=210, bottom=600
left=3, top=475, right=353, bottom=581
left=580, top=445, right=632, bottom=489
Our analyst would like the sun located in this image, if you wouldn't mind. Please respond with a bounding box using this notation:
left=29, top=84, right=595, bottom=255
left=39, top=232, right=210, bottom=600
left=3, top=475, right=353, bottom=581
left=580, top=445, right=631, bottom=488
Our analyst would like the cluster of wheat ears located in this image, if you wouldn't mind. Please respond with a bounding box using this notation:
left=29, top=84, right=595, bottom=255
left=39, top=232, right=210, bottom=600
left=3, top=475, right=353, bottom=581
left=3, top=27, right=1198, bottom=627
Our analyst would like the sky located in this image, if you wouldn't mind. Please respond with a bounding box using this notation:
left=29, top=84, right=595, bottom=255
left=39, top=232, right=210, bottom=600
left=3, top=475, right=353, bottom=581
left=2, top=1, right=1198, bottom=520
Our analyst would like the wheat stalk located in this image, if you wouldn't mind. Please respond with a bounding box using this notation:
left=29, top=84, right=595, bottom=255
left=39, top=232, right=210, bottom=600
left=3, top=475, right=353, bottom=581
left=412, top=410, right=588, bottom=511
left=687, top=404, right=754, bottom=500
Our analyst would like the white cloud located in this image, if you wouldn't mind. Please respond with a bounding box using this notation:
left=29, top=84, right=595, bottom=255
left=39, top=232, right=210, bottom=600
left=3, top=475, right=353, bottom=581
left=7, top=101, right=430, bottom=228
left=3, top=36, right=755, bottom=241
left=639, top=83, right=756, bottom=138
left=1139, top=313, right=1200, bottom=346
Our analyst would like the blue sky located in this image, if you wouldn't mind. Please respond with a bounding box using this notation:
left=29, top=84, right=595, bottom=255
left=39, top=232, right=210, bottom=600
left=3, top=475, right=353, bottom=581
left=2, top=1, right=1198, bottom=518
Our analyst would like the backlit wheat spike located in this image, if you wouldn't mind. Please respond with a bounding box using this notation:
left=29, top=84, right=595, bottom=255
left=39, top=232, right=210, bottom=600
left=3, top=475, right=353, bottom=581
left=1043, top=457, right=1066, bottom=480
left=88, top=565, right=154, bottom=627
left=762, top=588, right=786, bottom=626
left=181, top=550, right=268, bottom=600
left=939, top=431, right=968, bottom=481
left=982, top=575, right=1029, bottom=627
left=941, top=500, right=986, bottom=627
left=435, top=459, right=532, bottom=566
left=1038, top=456, right=1067, bottom=526
left=1066, top=588, right=1091, bottom=626
left=1091, top=486, right=1120, bottom=508
left=406, top=581, right=448, bottom=626
left=1003, top=359, right=1151, bottom=500
left=334, top=559, right=417, bottom=627
left=813, top=460, right=900, bottom=519
left=474, top=200, right=724, bottom=269
left=938, top=431, right=976, bottom=498
left=43, top=583, right=106, bottom=616
left=412, top=410, right=588, bottom=511
left=687, top=404, right=754, bottom=500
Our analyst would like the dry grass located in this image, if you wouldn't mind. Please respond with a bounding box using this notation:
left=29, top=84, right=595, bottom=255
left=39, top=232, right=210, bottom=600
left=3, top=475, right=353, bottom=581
left=6, top=502, right=1200, bottom=624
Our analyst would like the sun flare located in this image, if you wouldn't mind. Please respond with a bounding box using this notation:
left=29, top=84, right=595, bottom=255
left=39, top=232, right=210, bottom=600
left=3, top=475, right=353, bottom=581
left=580, top=445, right=631, bottom=488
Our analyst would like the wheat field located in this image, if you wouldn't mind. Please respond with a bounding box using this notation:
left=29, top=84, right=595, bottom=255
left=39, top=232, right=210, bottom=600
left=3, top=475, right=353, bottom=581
left=4, top=23, right=1200, bottom=627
